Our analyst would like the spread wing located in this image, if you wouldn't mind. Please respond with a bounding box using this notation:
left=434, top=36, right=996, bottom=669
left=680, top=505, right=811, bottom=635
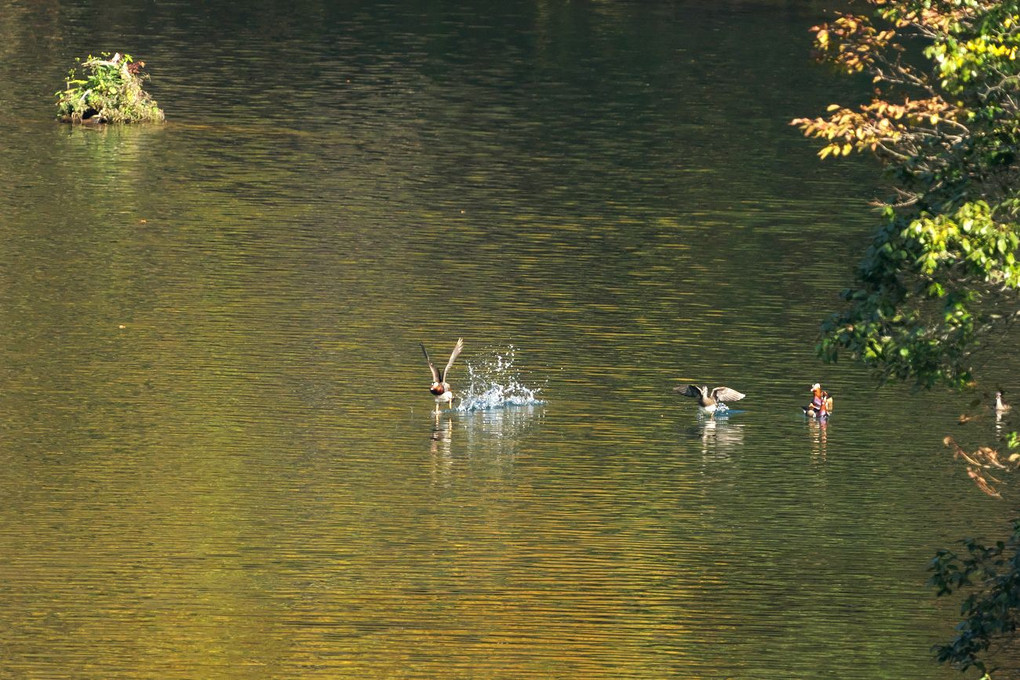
left=441, top=338, right=464, bottom=381
left=711, top=386, right=745, bottom=403
left=421, top=342, right=440, bottom=383
left=674, top=384, right=704, bottom=398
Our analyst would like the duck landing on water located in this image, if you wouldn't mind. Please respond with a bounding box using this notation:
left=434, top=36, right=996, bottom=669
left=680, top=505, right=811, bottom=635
left=675, top=384, right=745, bottom=417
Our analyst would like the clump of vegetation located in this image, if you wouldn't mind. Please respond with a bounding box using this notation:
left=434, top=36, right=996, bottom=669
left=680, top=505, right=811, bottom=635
left=55, top=52, right=164, bottom=124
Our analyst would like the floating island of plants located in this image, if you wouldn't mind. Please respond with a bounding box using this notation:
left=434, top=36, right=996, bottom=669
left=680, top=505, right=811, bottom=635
left=56, top=52, right=164, bottom=124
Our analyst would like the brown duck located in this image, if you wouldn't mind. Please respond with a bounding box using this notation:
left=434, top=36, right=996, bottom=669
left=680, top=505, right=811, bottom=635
left=421, top=338, right=464, bottom=412
left=675, top=384, right=746, bottom=417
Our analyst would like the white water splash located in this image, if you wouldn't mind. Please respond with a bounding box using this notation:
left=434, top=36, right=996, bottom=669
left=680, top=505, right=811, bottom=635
left=455, top=346, right=544, bottom=412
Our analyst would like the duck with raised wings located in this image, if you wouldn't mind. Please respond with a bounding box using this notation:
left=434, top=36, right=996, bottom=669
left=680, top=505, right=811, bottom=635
left=421, top=338, right=464, bottom=413
left=675, top=384, right=746, bottom=417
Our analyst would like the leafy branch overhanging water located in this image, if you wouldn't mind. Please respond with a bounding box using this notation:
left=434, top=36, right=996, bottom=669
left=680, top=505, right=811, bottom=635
left=793, top=1, right=1020, bottom=675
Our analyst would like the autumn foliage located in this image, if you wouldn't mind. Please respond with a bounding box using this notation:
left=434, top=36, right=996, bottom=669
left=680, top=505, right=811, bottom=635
left=793, top=0, right=1020, bottom=390
left=796, top=2, right=1020, bottom=675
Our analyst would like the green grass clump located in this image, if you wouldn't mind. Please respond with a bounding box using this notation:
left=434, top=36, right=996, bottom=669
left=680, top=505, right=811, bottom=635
left=56, top=52, right=164, bottom=124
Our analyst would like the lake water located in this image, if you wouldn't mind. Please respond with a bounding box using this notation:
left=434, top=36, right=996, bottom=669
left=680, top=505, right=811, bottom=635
left=0, top=1, right=1015, bottom=678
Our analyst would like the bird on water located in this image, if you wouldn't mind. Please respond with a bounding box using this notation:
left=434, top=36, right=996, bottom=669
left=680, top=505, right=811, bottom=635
left=675, top=384, right=746, bottom=417
left=421, top=338, right=464, bottom=413
left=996, top=390, right=1011, bottom=416
left=803, top=383, right=834, bottom=420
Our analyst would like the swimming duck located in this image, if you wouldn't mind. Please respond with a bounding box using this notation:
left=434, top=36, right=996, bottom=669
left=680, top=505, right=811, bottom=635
left=421, top=338, right=464, bottom=412
left=803, top=383, right=834, bottom=419
left=675, top=384, right=746, bottom=416
left=995, top=391, right=1011, bottom=415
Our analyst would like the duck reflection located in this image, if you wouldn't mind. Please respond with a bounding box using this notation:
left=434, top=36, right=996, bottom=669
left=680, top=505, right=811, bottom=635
left=429, top=413, right=455, bottom=479
left=430, top=412, right=452, bottom=452
left=686, top=417, right=745, bottom=460
left=806, top=417, right=828, bottom=461
left=427, top=405, right=544, bottom=482
left=463, top=404, right=543, bottom=451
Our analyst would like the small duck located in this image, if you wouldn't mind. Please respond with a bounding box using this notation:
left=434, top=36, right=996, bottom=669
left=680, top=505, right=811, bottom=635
left=995, top=390, right=1011, bottom=415
left=675, top=384, right=746, bottom=417
left=421, top=338, right=464, bottom=413
left=803, top=383, right=834, bottom=419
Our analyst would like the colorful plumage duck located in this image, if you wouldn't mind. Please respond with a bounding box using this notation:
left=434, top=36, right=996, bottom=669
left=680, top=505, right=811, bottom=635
left=803, top=383, right=834, bottom=419
left=421, top=338, right=464, bottom=412
left=675, top=384, right=746, bottom=417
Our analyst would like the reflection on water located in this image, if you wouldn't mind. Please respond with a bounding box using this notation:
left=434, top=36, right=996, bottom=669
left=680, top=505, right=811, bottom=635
left=429, top=404, right=545, bottom=484
left=806, top=417, right=829, bottom=461
left=0, top=0, right=1016, bottom=678
left=460, top=403, right=545, bottom=453
left=996, top=397, right=1014, bottom=440
left=685, top=416, right=746, bottom=461
left=429, top=413, right=454, bottom=476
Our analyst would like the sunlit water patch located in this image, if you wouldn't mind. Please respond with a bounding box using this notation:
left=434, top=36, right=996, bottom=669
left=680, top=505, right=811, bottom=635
left=455, top=346, right=545, bottom=412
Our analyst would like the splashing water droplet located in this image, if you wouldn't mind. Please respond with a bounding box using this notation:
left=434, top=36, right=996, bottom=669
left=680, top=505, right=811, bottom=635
left=455, top=346, right=544, bottom=412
